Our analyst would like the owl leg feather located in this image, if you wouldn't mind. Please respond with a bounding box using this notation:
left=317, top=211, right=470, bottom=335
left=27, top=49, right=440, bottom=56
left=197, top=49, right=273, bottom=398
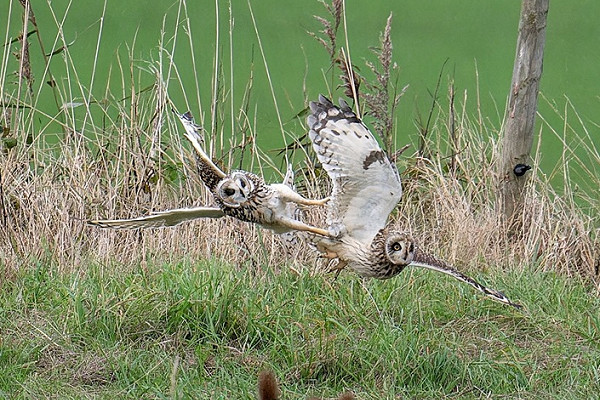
left=270, top=184, right=330, bottom=206
left=276, top=216, right=333, bottom=237
left=297, top=196, right=331, bottom=206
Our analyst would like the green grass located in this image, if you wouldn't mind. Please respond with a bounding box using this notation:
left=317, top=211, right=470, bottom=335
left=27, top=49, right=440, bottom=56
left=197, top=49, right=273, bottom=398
left=1, top=259, right=598, bottom=399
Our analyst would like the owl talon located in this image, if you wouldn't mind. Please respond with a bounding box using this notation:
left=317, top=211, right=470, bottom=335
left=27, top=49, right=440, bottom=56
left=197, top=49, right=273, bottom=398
left=328, top=224, right=344, bottom=239
left=326, top=259, right=347, bottom=273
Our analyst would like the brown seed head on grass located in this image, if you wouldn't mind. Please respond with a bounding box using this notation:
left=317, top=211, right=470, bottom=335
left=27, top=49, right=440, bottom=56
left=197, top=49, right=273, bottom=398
left=309, top=0, right=343, bottom=59
left=15, top=33, right=33, bottom=93
left=363, top=12, right=409, bottom=152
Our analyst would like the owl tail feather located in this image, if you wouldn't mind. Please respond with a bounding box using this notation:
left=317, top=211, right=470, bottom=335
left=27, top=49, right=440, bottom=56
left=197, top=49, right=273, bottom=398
left=411, top=249, right=523, bottom=310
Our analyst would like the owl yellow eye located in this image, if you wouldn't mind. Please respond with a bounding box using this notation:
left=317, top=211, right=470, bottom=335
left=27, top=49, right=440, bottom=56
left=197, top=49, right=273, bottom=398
left=392, top=242, right=402, bottom=252
left=224, top=188, right=236, bottom=196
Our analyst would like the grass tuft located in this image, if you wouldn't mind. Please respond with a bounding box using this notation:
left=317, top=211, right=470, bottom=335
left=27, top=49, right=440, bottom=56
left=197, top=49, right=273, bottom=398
left=1, top=261, right=599, bottom=398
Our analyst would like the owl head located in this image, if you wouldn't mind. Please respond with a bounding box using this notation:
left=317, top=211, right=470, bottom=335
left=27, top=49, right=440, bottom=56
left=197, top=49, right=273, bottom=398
left=384, top=231, right=415, bottom=266
left=216, top=172, right=255, bottom=208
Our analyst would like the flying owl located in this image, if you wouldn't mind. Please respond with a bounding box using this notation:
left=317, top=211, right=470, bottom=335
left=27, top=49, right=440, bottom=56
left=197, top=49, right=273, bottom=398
left=88, top=110, right=330, bottom=238
left=307, top=95, right=521, bottom=309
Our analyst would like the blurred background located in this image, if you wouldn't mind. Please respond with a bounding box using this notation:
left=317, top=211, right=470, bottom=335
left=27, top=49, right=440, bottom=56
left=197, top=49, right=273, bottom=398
left=4, top=0, right=599, bottom=178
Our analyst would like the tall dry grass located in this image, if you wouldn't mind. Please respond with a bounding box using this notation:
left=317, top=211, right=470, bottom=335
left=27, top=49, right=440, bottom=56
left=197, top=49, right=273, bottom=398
left=396, top=98, right=599, bottom=282
left=0, top=0, right=319, bottom=281
left=1, top=0, right=598, bottom=287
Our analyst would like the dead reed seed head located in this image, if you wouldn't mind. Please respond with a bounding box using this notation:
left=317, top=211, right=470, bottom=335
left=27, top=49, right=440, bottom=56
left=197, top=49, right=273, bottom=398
left=310, top=0, right=343, bottom=59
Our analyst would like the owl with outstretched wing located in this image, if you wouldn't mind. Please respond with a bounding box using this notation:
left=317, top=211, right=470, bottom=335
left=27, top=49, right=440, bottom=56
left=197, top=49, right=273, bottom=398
left=89, top=111, right=330, bottom=237
left=307, top=95, right=521, bottom=309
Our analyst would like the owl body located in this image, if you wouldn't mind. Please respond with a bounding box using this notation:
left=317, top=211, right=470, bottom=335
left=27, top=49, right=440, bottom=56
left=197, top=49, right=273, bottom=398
left=205, top=169, right=322, bottom=234
left=175, top=110, right=333, bottom=237
left=307, top=95, right=413, bottom=276
left=315, top=228, right=414, bottom=279
left=306, top=95, right=521, bottom=308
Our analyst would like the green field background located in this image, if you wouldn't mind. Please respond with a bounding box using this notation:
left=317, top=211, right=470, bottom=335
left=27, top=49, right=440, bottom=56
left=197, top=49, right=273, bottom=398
left=5, top=0, right=600, bottom=177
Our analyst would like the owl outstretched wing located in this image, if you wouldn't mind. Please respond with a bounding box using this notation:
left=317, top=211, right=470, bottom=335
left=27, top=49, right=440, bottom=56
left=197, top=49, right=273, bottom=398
left=174, top=109, right=226, bottom=192
left=307, top=95, right=402, bottom=244
left=411, top=249, right=523, bottom=309
left=88, top=206, right=225, bottom=229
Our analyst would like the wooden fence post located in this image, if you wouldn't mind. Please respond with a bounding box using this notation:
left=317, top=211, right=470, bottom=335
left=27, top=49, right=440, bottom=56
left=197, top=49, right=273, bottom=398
left=499, top=0, right=549, bottom=220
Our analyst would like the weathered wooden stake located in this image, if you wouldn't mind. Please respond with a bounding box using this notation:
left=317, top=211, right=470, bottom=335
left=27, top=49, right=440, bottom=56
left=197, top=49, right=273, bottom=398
left=499, top=0, right=549, bottom=220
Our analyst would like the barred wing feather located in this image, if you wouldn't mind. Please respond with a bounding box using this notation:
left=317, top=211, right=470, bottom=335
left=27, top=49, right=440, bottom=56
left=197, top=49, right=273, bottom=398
left=307, top=95, right=402, bottom=244
left=88, top=206, right=225, bottom=229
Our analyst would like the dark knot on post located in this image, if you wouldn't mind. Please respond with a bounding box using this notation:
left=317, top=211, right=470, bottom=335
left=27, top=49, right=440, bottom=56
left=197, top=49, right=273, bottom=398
left=513, top=163, right=532, bottom=177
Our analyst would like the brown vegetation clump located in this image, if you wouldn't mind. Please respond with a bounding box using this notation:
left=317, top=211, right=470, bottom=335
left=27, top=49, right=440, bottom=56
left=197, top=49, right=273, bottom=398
left=258, top=370, right=281, bottom=400
left=258, top=370, right=355, bottom=400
